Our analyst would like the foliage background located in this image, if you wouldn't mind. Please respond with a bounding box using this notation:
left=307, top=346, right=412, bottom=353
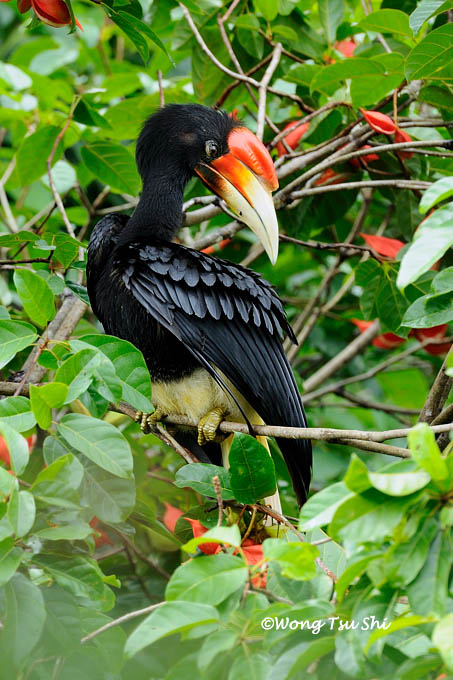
left=1, top=0, right=453, bottom=677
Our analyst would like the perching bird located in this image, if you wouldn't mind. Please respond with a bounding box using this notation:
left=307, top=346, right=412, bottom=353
left=87, top=104, right=311, bottom=506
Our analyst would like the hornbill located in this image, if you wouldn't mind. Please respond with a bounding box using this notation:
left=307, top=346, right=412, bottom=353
left=87, top=104, right=312, bottom=506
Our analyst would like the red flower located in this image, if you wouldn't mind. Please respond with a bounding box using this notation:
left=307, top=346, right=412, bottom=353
left=201, top=238, right=231, bottom=255
left=412, top=325, right=451, bottom=356
left=162, top=502, right=183, bottom=533
left=394, top=127, right=413, bottom=159
left=242, top=539, right=266, bottom=588
left=360, top=109, right=396, bottom=135
left=18, top=0, right=82, bottom=29
left=0, top=434, right=36, bottom=468
left=184, top=517, right=221, bottom=554
left=360, top=233, right=405, bottom=259
left=349, top=145, right=379, bottom=169
left=334, top=39, right=356, bottom=58
left=276, top=120, right=310, bottom=157
left=351, top=319, right=406, bottom=350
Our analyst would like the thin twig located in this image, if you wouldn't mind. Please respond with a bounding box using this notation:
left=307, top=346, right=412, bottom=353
left=256, top=43, right=282, bottom=140
left=212, top=475, right=224, bottom=527
left=157, top=70, right=165, bottom=108
left=81, top=602, right=164, bottom=643
left=419, top=346, right=453, bottom=423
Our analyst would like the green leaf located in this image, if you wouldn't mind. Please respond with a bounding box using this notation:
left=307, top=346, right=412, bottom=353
left=183, top=524, right=242, bottom=553
left=81, top=141, right=140, bottom=195
left=33, top=553, right=106, bottom=601
left=73, top=98, right=112, bottom=129
left=35, top=523, right=93, bottom=541
left=433, top=614, right=453, bottom=672
left=198, top=630, right=238, bottom=672
left=32, top=453, right=84, bottom=508
left=360, top=9, right=412, bottom=38
left=57, top=413, right=133, bottom=479
left=0, top=320, right=37, bottom=369
left=383, top=518, right=438, bottom=587
left=364, top=615, right=435, bottom=653
left=420, top=177, right=453, bottom=214
left=406, top=530, right=452, bottom=616
left=409, top=0, right=453, bottom=34
left=1, top=574, right=46, bottom=666
left=329, top=490, right=419, bottom=545
left=0, top=421, right=29, bottom=475
left=166, top=553, right=248, bottom=604
left=73, top=334, right=152, bottom=411
left=80, top=463, right=136, bottom=523
left=0, top=396, right=36, bottom=432
left=174, top=463, right=235, bottom=500
left=125, top=601, right=219, bottom=658
left=229, top=433, right=277, bottom=504
left=299, top=482, right=353, bottom=531
left=14, top=269, right=55, bottom=328
left=402, top=289, right=453, bottom=328
left=254, top=0, right=278, bottom=21
left=228, top=652, right=270, bottom=680
left=15, top=125, right=63, bottom=186
left=311, top=58, right=384, bottom=95
left=51, top=233, right=81, bottom=268
left=408, top=423, right=448, bottom=481
left=356, top=260, right=408, bottom=333
left=318, top=0, right=344, bottom=43
left=406, top=23, right=453, bottom=81
left=8, top=489, right=35, bottom=537
left=432, top=267, right=453, bottom=293
left=54, top=349, right=102, bottom=403
left=30, top=382, right=68, bottom=430
left=263, top=539, right=319, bottom=580
left=42, top=159, right=77, bottom=194
left=368, top=468, right=431, bottom=496
left=0, top=538, right=23, bottom=586
left=109, top=9, right=173, bottom=65
left=335, top=553, right=381, bottom=602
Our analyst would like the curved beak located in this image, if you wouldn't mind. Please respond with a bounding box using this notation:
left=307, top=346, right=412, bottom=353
left=195, top=127, right=279, bottom=265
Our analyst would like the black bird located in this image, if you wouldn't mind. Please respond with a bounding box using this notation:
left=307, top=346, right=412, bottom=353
left=87, top=104, right=311, bottom=506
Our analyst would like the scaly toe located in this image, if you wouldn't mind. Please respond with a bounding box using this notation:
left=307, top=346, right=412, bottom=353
left=197, top=408, right=225, bottom=446
left=135, top=408, right=165, bottom=434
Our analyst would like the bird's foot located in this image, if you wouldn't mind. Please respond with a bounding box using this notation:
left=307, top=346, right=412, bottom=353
left=135, top=407, right=166, bottom=434
left=197, top=407, right=226, bottom=446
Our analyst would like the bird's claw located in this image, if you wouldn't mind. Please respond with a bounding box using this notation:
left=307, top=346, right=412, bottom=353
left=135, top=408, right=166, bottom=434
left=197, top=407, right=225, bottom=446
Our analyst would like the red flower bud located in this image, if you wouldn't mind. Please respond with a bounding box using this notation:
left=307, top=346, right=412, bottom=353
left=184, top=517, right=221, bottom=555
left=334, top=39, right=356, bottom=58
left=394, top=127, right=413, bottom=159
left=162, top=502, right=183, bottom=533
left=27, top=0, right=82, bottom=29
left=276, top=120, right=309, bottom=157
left=17, top=0, right=31, bottom=11
left=351, top=319, right=406, bottom=350
left=413, top=325, right=450, bottom=355
left=360, top=109, right=396, bottom=135
left=313, top=168, right=345, bottom=186
left=360, top=233, right=405, bottom=259
left=349, top=145, right=379, bottom=168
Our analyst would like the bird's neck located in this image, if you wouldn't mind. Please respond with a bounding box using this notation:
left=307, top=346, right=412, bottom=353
left=117, top=172, right=188, bottom=245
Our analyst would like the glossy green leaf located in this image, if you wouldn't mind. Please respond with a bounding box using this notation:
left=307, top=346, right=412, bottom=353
left=183, top=524, right=242, bottom=553
left=57, top=413, right=133, bottom=479
left=420, top=177, right=453, bottom=213
left=409, top=0, right=453, bottom=34
left=1, top=574, right=46, bottom=666
left=30, top=382, right=68, bottom=429
left=0, top=421, right=29, bottom=475
left=0, top=320, right=35, bottom=366
left=125, top=601, right=219, bottom=658
left=175, top=463, right=235, bottom=500
left=0, top=396, right=36, bottom=432
left=0, top=538, right=23, bottom=586
left=254, top=0, right=278, bottom=21
left=72, top=334, right=152, bottom=411
left=54, top=349, right=102, bottom=403
left=360, top=9, right=412, bottom=38
left=311, top=59, right=384, bottom=95
left=108, top=9, right=173, bottom=65
left=35, top=523, right=93, bottom=541
left=81, top=141, right=140, bottom=195
left=32, top=453, right=84, bottom=508
left=80, top=463, right=136, bottom=523
left=263, top=539, right=319, bottom=580
left=8, top=489, right=35, bottom=537
left=406, top=23, right=453, bottom=81
left=408, top=423, right=448, bottom=481
left=229, top=433, right=277, bottom=504
left=356, top=260, right=408, bottom=333
left=364, top=615, right=435, bottom=653
left=319, top=0, right=344, bottom=43
left=402, top=289, right=453, bottom=328
left=433, top=614, right=453, bottom=672
left=33, top=553, right=106, bottom=601
left=166, top=553, right=248, bottom=604
left=407, top=530, right=452, bottom=616
left=15, top=125, right=63, bottom=186
left=397, top=205, right=453, bottom=288
left=299, top=482, right=353, bottom=531
left=13, top=269, right=55, bottom=327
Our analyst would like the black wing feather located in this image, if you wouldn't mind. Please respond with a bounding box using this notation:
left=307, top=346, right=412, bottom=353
left=119, top=241, right=312, bottom=504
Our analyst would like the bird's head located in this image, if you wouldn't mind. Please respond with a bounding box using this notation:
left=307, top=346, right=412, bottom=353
left=136, top=104, right=279, bottom=264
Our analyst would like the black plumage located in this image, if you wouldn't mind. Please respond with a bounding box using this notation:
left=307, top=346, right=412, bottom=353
left=87, top=104, right=312, bottom=505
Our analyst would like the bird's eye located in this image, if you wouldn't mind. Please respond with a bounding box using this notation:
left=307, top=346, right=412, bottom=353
left=205, top=140, right=219, bottom=158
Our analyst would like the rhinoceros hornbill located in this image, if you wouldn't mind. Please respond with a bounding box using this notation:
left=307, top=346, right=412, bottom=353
left=86, top=104, right=311, bottom=506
